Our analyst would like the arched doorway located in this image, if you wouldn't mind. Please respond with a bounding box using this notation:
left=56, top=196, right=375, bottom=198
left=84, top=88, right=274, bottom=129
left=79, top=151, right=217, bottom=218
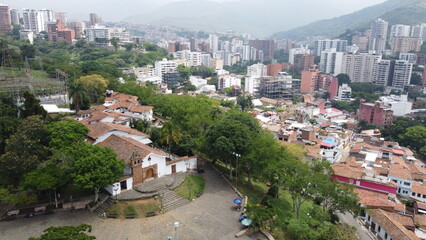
left=146, top=168, right=154, bottom=179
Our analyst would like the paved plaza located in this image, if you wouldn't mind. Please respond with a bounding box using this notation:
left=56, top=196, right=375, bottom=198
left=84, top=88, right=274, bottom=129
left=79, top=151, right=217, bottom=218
left=0, top=164, right=266, bottom=240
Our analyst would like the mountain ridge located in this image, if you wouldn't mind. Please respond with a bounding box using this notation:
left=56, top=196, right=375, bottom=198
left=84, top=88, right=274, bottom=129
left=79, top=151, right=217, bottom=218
left=271, top=0, right=426, bottom=40
left=122, top=0, right=385, bottom=38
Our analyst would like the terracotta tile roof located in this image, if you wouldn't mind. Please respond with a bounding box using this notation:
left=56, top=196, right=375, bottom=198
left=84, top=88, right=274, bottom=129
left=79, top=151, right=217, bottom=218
left=128, top=104, right=153, bottom=113
left=259, top=97, right=278, bottom=105
left=389, top=164, right=412, bottom=180
left=386, top=212, right=414, bottom=228
left=332, top=163, right=364, bottom=179
left=407, top=164, right=426, bottom=181
left=412, top=181, right=426, bottom=195
left=414, top=214, right=426, bottom=228
left=367, top=209, right=419, bottom=240
left=83, top=111, right=109, bottom=123
left=110, top=92, right=139, bottom=103
left=92, top=105, right=107, bottom=111
left=392, top=155, right=406, bottom=165
left=354, top=188, right=405, bottom=212
left=107, top=101, right=133, bottom=110
left=85, top=122, right=148, bottom=140
left=98, top=135, right=166, bottom=165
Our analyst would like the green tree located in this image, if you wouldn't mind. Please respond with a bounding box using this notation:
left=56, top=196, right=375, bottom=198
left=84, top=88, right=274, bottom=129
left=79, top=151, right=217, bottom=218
left=286, top=219, right=318, bottom=240
left=237, top=95, right=253, bottom=112
left=399, top=125, right=426, bottom=154
left=240, top=131, right=285, bottom=187
left=48, top=119, right=89, bottom=152
left=287, top=161, right=314, bottom=218
left=177, top=64, right=192, bottom=84
left=0, top=95, right=20, bottom=154
left=29, top=224, right=95, bottom=240
left=21, top=91, right=47, bottom=119
left=0, top=116, right=50, bottom=185
left=411, top=73, right=423, bottom=86
left=337, top=74, right=351, bottom=86
left=160, top=121, right=183, bottom=155
left=110, top=37, right=120, bottom=51
left=73, top=144, right=125, bottom=202
left=76, top=74, right=108, bottom=103
left=19, top=43, right=36, bottom=60
left=69, top=81, right=88, bottom=113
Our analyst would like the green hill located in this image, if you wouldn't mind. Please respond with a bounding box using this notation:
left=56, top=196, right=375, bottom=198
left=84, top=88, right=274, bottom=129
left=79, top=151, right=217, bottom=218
left=272, top=0, right=426, bottom=40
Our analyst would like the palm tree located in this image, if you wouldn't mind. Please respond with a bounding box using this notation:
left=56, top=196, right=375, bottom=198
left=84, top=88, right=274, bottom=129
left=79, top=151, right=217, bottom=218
left=68, top=81, right=87, bottom=113
left=159, top=121, right=182, bottom=156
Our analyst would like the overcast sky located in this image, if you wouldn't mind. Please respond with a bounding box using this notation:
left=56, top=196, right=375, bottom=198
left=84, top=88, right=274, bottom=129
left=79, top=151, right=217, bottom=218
left=2, top=0, right=386, bottom=21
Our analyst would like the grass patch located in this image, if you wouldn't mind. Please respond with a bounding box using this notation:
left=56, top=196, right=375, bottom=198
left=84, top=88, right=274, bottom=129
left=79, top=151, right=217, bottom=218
left=124, top=205, right=137, bottom=216
left=105, top=198, right=161, bottom=219
left=174, top=175, right=205, bottom=200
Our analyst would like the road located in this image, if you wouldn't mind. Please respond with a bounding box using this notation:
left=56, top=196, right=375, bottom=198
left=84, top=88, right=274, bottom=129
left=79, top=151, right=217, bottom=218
left=338, top=212, right=375, bottom=240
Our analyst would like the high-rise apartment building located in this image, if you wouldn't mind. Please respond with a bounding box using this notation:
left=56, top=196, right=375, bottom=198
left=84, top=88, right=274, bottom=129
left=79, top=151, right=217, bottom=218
left=267, top=64, right=283, bottom=77
left=22, top=9, right=40, bottom=33
left=109, top=27, right=130, bottom=42
left=390, top=37, right=423, bottom=56
left=399, top=53, right=417, bottom=64
left=372, top=60, right=392, bottom=86
left=154, top=59, right=178, bottom=79
left=301, top=65, right=320, bottom=94
left=67, top=21, right=86, bottom=39
left=289, top=45, right=310, bottom=64
left=86, top=25, right=110, bottom=43
left=352, top=35, right=369, bottom=52
left=242, top=43, right=251, bottom=61
left=341, top=52, right=382, bottom=83
left=38, top=9, right=54, bottom=32
left=368, top=18, right=388, bottom=53
left=10, top=9, right=20, bottom=25
left=319, top=48, right=344, bottom=75
left=209, top=34, right=219, bottom=53
left=390, top=24, right=411, bottom=42
left=54, top=12, right=67, bottom=25
left=391, top=60, right=412, bottom=89
left=372, top=59, right=412, bottom=89
left=89, top=13, right=102, bottom=27
left=313, top=39, right=348, bottom=56
left=293, top=54, right=315, bottom=73
left=411, top=24, right=426, bottom=41
left=249, top=39, right=276, bottom=61
left=0, top=4, right=12, bottom=33
left=247, top=63, right=267, bottom=77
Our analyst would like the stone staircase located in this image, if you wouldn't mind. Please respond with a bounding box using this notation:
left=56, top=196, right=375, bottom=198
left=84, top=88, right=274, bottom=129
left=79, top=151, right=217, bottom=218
left=160, top=189, right=190, bottom=212
left=92, top=197, right=115, bottom=215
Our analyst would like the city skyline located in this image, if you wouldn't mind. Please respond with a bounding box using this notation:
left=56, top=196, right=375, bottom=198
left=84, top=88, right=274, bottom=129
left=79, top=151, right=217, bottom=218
left=2, top=0, right=385, bottom=23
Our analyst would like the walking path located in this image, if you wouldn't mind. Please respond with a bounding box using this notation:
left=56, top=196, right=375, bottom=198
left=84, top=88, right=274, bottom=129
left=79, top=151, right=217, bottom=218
left=0, top=164, right=266, bottom=240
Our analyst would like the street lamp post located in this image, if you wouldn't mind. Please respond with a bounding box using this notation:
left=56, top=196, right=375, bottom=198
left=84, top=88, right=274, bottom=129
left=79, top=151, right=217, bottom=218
left=232, top=152, right=241, bottom=191
left=174, top=222, right=180, bottom=240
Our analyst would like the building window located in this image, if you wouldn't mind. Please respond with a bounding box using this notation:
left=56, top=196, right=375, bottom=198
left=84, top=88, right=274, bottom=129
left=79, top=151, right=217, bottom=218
left=378, top=226, right=381, bottom=232
left=412, top=192, right=416, bottom=196
left=418, top=193, right=421, bottom=197
left=404, top=182, right=410, bottom=186
left=385, top=233, right=388, bottom=239
left=368, top=216, right=370, bottom=221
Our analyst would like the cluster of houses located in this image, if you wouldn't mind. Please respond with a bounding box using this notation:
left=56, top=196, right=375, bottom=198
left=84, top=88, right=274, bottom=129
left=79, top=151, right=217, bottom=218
left=246, top=95, right=426, bottom=239
left=75, top=91, right=197, bottom=196
left=331, top=130, right=426, bottom=239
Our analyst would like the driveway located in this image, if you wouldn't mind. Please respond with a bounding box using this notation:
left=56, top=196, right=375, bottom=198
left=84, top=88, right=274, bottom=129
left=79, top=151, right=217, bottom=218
left=0, top=164, right=266, bottom=240
left=338, top=212, right=374, bottom=240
